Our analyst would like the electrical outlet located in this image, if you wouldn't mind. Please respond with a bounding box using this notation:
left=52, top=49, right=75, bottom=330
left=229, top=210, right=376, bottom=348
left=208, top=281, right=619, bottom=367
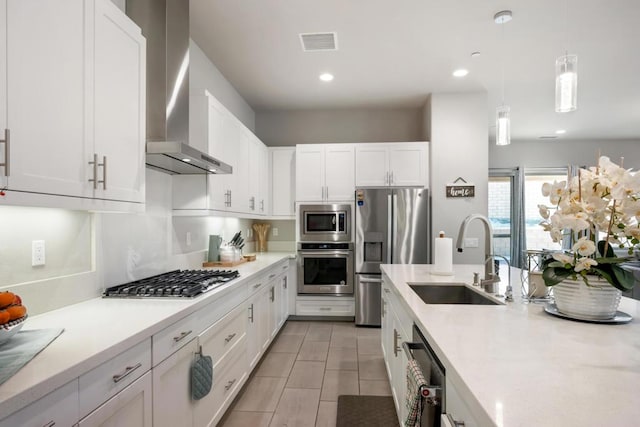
left=247, top=228, right=252, bottom=238
left=464, top=237, right=479, bottom=248
left=186, top=232, right=192, bottom=246
left=32, top=240, right=45, bottom=266
left=273, top=227, right=279, bottom=237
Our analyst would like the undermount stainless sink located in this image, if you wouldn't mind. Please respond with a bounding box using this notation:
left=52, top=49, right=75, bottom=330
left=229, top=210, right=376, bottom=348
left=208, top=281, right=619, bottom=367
left=408, top=283, right=503, bottom=305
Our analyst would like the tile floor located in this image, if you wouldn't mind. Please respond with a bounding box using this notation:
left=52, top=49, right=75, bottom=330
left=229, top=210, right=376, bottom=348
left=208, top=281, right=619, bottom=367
left=219, top=320, right=391, bottom=427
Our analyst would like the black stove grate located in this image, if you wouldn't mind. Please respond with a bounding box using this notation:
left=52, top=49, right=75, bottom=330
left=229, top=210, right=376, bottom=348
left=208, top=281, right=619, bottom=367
left=102, top=269, right=240, bottom=298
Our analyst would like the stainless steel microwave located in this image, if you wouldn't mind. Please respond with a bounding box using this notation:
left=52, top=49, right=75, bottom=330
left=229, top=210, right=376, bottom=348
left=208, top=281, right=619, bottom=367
left=299, top=204, right=351, bottom=242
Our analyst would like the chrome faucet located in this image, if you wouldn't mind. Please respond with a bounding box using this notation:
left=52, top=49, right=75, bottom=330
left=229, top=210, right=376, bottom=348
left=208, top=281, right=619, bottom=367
left=456, top=214, right=498, bottom=289
left=491, top=254, right=513, bottom=301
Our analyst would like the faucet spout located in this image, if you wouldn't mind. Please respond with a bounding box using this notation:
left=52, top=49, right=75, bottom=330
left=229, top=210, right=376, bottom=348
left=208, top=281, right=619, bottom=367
left=456, top=214, right=496, bottom=279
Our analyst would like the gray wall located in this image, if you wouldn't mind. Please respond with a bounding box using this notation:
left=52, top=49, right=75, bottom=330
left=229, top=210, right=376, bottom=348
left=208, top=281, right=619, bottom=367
left=255, top=108, right=423, bottom=146
left=429, top=92, right=489, bottom=265
left=190, top=40, right=256, bottom=131
left=489, top=138, right=640, bottom=169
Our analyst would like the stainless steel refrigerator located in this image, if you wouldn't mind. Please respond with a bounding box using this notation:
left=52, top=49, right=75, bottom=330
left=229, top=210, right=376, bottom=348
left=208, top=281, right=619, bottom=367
left=355, top=188, right=430, bottom=326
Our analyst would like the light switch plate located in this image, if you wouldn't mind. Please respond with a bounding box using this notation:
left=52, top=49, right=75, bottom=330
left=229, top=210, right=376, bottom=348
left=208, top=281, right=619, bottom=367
left=464, top=237, right=479, bottom=248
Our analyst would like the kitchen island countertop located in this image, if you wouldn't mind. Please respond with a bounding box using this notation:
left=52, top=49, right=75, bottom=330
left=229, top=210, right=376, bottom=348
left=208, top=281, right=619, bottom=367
left=381, top=263, right=640, bottom=427
left=0, top=252, right=293, bottom=419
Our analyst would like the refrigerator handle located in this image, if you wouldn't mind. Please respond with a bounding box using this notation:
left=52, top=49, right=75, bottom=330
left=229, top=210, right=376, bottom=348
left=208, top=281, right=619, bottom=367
left=393, top=193, right=398, bottom=263
left=387, top=193, right=392, bottom=264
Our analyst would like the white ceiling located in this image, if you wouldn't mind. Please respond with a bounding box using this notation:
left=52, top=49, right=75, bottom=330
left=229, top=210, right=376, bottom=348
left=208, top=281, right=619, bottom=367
left=190, top=0, right=640, bottom=141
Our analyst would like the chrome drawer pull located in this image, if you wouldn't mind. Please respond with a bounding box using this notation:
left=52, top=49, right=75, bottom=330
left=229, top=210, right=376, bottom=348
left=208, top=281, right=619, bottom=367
left=253, top=283, right=262, bottom=289
left=282, top=265, right=287, bottom=270
left=43, top=421, right=55, bottom=427
left=0, top=129, right=9, bottom=176
left=112, top=362, right=142, bottom=383
left=173, top=330, right=192, bottom=343
left=224, top=378, right=236, bottom=391
left=268, top=273, right=276, bottom=280
left=224, top=333, right=237, bottom=343
left=319, top=307, right=331, bottom=311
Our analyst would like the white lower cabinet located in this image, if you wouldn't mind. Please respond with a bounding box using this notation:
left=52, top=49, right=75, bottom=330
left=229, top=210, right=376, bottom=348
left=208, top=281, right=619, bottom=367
left=246, top=282, right=272, bottom=369
left=0, top=380, right=78, bottom=427
left=295, top=297, right=355, bottom=316
left=152, top=338, right=198, bottom=427
left=78, top=372, right=152, bottom=427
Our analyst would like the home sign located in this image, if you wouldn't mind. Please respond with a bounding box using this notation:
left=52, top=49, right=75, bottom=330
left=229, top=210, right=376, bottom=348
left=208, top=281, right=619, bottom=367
left=446, top=177, right=475, bottom=198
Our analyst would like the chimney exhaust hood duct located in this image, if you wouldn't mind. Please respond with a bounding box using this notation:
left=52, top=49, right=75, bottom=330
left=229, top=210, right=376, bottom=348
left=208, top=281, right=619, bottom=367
left=126, top=0, right=231, bottom=175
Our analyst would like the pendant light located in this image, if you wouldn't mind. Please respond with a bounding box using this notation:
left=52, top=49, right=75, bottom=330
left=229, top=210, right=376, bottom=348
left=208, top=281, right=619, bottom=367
left=555, top=1, right=577, bottom=112
left=494, top=10, right=512, bottom=146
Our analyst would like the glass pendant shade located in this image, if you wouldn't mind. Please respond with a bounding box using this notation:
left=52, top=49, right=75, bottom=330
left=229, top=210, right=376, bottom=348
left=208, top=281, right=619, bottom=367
left=496, top=105, right=511, bottom=146
left=555, top=54, right=578, bottom=112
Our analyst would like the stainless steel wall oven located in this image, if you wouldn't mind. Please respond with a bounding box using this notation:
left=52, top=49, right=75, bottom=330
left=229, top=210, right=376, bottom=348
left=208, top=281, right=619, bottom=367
left=297, top=242, right=354, bottom=295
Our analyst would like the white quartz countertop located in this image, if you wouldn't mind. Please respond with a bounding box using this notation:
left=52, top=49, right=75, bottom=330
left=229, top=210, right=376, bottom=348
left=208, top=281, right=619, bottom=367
left=381, top=263, right=640, bottom=427
left=0, top=252, right=293, bottom=418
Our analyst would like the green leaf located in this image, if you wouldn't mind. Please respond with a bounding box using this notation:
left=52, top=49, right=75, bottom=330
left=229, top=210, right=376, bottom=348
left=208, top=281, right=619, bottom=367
left=612, top=265, right=637, bottom=291
left=597, top=240, right=616, bottom=258
left=542, top=267, right=573, bottom=286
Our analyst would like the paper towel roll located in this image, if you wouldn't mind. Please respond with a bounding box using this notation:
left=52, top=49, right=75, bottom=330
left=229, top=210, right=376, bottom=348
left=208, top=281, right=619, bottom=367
left=433, top=235, right=453, bottom=276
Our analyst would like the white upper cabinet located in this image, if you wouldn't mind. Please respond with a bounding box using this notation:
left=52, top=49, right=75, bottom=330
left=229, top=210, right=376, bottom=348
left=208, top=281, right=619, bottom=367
left=0, top=0, right=145, bottom=210
left=296, top=143, right=355, bottom=202
left=174, top=89, right=268, bottom=217
left=270, top=147, right=295, bottom=217
left=355, top=142, right=429, bottom=188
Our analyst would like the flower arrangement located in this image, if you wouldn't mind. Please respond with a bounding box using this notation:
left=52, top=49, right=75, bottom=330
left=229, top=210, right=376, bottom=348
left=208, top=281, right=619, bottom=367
left=538, top=156, right=640, bottom=291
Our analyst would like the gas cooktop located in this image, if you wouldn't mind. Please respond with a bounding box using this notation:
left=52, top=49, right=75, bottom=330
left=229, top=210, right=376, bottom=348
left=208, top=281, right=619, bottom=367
left=102, top=269, right=240, bottom=298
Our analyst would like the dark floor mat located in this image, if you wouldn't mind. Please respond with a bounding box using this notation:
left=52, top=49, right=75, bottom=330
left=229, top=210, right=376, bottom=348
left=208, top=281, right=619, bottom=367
left=336, top=395, right=400, bottom=427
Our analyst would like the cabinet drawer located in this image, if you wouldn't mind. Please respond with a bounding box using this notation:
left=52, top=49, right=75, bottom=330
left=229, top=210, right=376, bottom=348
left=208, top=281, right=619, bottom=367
left=296, top=299, right=355, bottom=316
left=194, top=335, right=248, bottom=427
left=198, top=302, right=246, bottom=365
left=0, top=380, right=79, bottom=427
left=152, top=312, right=200, bottom=366
left=79, top=338, right=151, bottom=418
left=78, top=371, right=152, bottom=427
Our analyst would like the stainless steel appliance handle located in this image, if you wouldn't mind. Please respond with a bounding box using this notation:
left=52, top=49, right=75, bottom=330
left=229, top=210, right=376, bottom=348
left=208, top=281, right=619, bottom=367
left=359, top=277, right=383, bottom=283
left=0, top=129, right=9, bottom=176
left=298, top=250, right=352, bottom=256
left=392, top=193, right=398, bottom=262
left=387, top=194, right=392, bottom=264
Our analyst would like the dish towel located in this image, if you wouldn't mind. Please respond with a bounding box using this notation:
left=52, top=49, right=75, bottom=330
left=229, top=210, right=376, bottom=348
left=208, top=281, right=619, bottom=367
left=0, top=328, right=64, bottom=387
left=404, top=358, right=428, bottom=427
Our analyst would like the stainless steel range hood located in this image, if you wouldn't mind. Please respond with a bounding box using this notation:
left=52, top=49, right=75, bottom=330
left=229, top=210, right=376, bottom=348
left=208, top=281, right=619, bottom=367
left=127, top=0, right=231, bottom=175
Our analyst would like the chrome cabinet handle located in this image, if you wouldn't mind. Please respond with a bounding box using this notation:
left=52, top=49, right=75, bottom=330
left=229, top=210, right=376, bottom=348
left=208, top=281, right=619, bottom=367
left=383, top=288, right=391, bottom=294
left=224, top=378, right=237, bottom=391
left=253, top=283, right=262, bottom=289
left=393, top=329, right=401, bottom=357
left=268, top=273, right=276, bottom=280
left=224, top=333, right=236, bottom=343
left=283, top=277, right=287, bottom=289
left=88, top=153, right=98, bottom=189
left=260, top=199, right=264, bottom=211
left=43, top=422, right=55, bottom=427
left=173, top=330, right=192, bottom=343
left=112, top=362, right=142, bottom=383
left=98, top=155, right=107, bottom=190
left=229, top=190, right=232, bottom=206
left=0, top=128, right=9, bottom=176
left=282, top=265, right=288, bottom=270
left=319, top=307, right=331, bottom=311
left=248, top=303, right=254, bottom=322
left=270, top=286, right=275, bottom=302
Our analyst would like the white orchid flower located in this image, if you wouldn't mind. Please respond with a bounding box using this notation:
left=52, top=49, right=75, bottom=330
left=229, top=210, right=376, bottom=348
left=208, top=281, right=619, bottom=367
left=574, top=257, right=598, bottom=272
left=552, top=253, right=574, bottom=266
left=538, top=204, right=550, bottom=219
left=572, top=237, right=596, bottom=257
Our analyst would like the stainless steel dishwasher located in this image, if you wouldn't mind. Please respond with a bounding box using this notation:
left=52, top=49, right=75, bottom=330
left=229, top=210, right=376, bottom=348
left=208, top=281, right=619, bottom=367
left=404, top=324, right=446, bottom=427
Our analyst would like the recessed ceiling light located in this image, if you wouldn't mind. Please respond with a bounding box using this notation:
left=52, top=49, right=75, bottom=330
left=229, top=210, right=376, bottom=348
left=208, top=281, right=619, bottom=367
left=555, top=129, right=567, bottom=134
left=182, top=158, right=191, bottom=162
left=452, top=69, right=469, bottom=77
left=319, top=73, right=334, bottom=82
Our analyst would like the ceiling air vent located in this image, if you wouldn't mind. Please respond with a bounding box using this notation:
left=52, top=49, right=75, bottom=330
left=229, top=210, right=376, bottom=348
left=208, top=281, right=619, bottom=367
left=299, top=32, right=338, bottom=52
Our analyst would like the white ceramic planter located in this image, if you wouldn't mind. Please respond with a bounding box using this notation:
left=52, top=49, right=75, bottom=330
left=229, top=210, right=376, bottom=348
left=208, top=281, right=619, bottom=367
left=552, top=277, right=622, bottom=320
